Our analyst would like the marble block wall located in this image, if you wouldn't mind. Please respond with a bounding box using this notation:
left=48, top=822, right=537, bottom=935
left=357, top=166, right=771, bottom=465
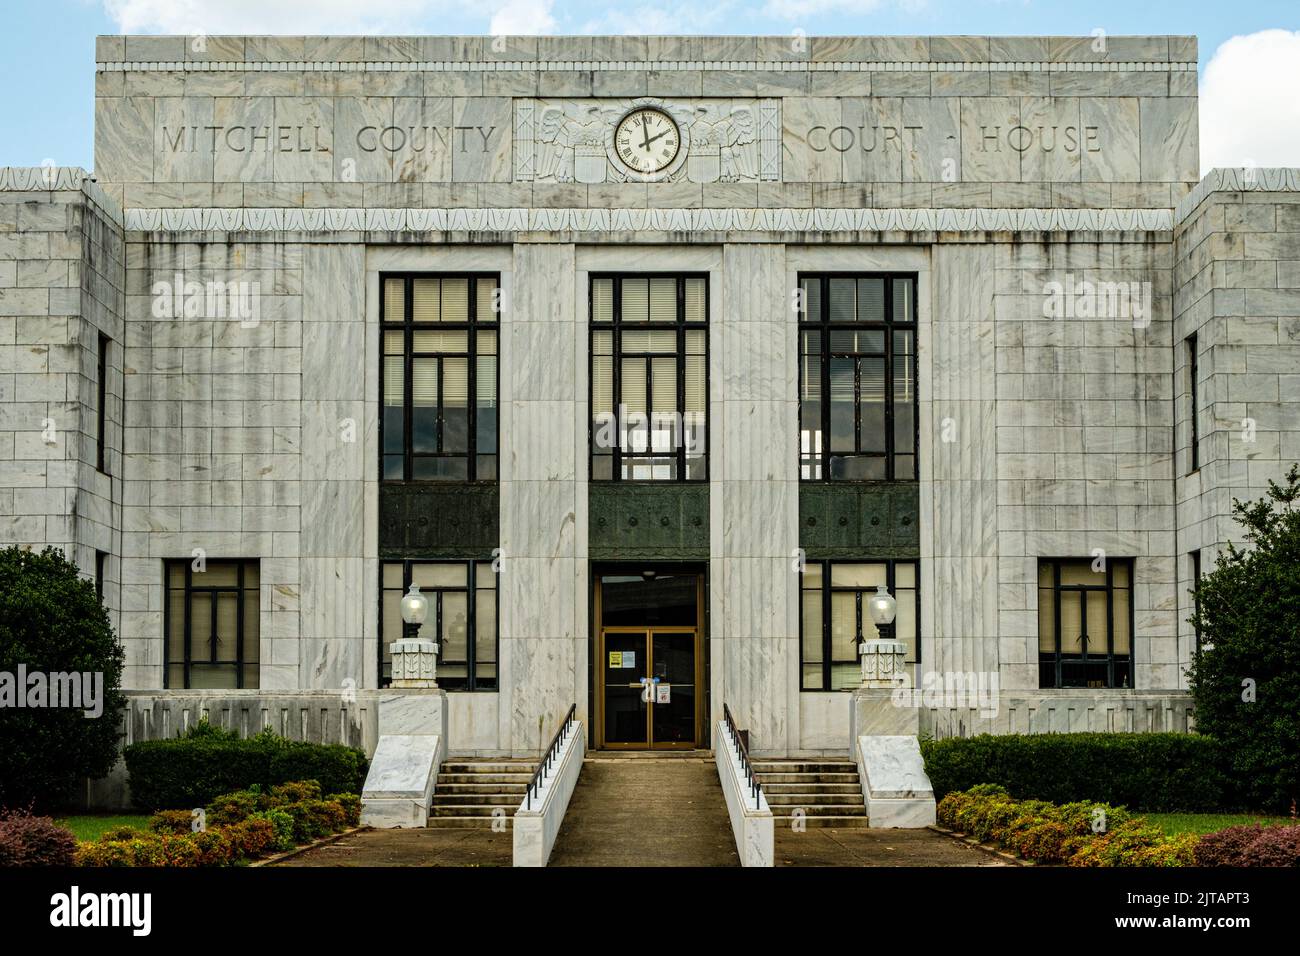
left=501, top=242, right=581, bottom=754
left=988, top=235, right=1179, bottom=690
left=711, top=243, right=799, bottom=754
left=92, top=35, right=1200, bottom=211
left=1173, top=170, right=1300, bottom=677
left=118, top=238, right=373, bottom=692
left=0, top=169, right=125, bottom=637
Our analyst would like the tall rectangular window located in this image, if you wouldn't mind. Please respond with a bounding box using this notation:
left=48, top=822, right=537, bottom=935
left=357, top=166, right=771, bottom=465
left=164, top=560, right=260, bottom=689
left=1190, top=549, right=1202, bottom=657
left=800, top=559, right=919, bottom=691
left=1186, top=332, right=1198, bottom=473
left=95, top=550, right=108, bottom=602
left=799, top=274, right=917, bottom=481
left=381, top=274, right=499, bottom=482
left=380, top=560, right=497, bottom=690
left=1037, top=558, right=1133, bottom=689
left=96, top=332, right=110, bottom=475
left=590, top=274, right=708, bottom=482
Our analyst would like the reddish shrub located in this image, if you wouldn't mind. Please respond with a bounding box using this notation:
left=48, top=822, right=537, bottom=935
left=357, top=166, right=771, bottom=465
left=1197, top=823, right=1300, bottom=867
left=0, top=808, right=77, bottom=866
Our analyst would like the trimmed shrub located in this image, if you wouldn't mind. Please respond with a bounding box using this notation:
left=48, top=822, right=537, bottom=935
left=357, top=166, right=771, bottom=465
left=148, top=810, right=194, bottom=835
left=938, top=786, right=1192, bottom=867
left=124, top=727, right=367, bottom=810
left=222, top=818, right=275, bottom=858
left=922, top=732, right=1234, bottom=811
left=206, top=789, right=265, bottom=827
left=0, top=808, right=78, bottom=866
left=0, top=546, right=127, bottom=810
left=189, top=829, right=235, bottom=866
left=328, top=792, right=361, bottom=827
left=98, top=825, right=151, bottom=843
left=1195, top=823, right=1300, bottom=867
left=249, top=810, right=296, bottom=853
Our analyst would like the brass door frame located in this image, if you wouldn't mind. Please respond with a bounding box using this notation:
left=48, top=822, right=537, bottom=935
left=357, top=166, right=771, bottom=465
left=594, top=574, right=704, bottom=750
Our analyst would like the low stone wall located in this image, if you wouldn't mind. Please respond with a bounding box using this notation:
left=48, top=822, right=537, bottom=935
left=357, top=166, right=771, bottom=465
left=84, top=690, right=382, bottom=810
left=918, top=691, right=1194, bottom=739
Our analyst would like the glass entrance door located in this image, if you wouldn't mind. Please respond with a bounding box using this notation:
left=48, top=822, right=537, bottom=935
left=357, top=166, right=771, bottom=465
left=599, top=627, right=699, bottom=749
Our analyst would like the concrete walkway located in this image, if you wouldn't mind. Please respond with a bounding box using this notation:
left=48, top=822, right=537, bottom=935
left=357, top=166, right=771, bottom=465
left=547, top=755, right=741, bottom=867
left=774, top=827, right=1010, bottom=866
left=274, top=827, right=512, bottom=866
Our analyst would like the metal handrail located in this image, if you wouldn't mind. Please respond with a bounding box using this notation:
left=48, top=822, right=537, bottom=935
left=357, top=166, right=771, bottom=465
left=722, top=703, right=763, bottom=811
left=524, top=703, right=577, bottom=811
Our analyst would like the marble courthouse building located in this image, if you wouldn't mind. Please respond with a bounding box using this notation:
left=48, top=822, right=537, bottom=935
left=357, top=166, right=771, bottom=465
left=2, top=33, right=1298, bottom=759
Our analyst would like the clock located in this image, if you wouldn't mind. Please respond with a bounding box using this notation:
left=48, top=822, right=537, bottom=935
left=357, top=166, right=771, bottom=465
left=613, top=107, right=682, bottom=176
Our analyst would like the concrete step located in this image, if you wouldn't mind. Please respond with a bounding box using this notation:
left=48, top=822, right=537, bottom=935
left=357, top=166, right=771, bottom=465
left=440, top=761, right=537, bottom=773
left=771, top=814, right=872, bottom=829
left=436, top=781, right=529, bottom=793
left=754, top=772, right=860, bottom=784
left=431, top=793, right=522, bottom=806
left=430, top=804, right=519, bottom=817
left=436, top=772, right=535, bottom=785
left=752, top=761, right=857, bottom=773
left=426, top=817, right=511, bottom=829
left=764, top=792, right=865, bottom=806
left=769, top=803, right=867, bottom=815
left=761, top=781, right=862, bottom=794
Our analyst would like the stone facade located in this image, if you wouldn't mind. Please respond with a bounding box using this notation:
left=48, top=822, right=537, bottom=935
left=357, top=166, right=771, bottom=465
left=2, top=34, right=1295, bottom=758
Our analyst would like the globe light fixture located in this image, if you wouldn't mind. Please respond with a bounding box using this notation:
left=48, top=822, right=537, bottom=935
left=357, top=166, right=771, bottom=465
left=400, top=583, right=429, bottom=640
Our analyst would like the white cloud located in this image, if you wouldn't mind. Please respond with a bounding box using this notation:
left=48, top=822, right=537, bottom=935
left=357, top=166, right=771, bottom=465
left=1200, top=29, right=1300, bottom=171
left=577, top=4, right=730, bottom=36
left=102, top=0, right=467, bottom=34
left=489, top=0, right=556, bottom=35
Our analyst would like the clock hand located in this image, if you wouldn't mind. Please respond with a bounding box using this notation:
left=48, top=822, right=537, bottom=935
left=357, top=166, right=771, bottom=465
left=643, top=128, right=673, bottom=148
left=640, top=115, right=651, bottom=152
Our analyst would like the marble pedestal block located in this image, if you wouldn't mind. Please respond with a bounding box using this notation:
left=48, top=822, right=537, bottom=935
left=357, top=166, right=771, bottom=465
left=849, top=687, right=919, bottom=740
left=854, top=735, right=936, bottom=828
left=361, top=690, right=447, bottom=828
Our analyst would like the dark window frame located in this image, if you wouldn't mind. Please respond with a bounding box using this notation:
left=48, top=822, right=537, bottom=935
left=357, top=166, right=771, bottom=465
left=379, top=558, right=498, bottom=692
left=1186, top=332, right=1199, bottom=474
left=379, top=272, right=500, bottom=483
left=798, top=273, right=918, bottom=482
left=799, top=558, right=921, bottom=692
left=1037, top=557, right=1134, bottom=690
left=163, top=559, right=259, bottom=690
left=95, top=550, right=108, bottom=602
left=1190, top=549, right=1203, bottom=658
left=96, top=332, right=110, bottom=475
left=588, top=272, right=710, bottom=483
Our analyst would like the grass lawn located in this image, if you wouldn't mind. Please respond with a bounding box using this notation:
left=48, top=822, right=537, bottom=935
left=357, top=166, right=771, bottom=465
left=1140, top=813, right=1296, bottom=836
left=54, top=814, right=151, bottom=842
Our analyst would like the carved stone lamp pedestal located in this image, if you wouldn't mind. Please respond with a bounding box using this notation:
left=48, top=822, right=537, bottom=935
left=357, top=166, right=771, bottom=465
left=858, top=639, right=908, bottom=689
left=390, top=639, right=440, bottom=688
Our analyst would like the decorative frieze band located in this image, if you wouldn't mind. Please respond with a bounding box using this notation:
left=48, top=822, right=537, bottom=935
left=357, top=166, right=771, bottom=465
left=123, top=206, right=1174, bottom=235
left=1175, top=167, right=1300, bottom=223
left=97, top=60, right=1198, bottom=74
left=0, top=166, right=124, bottom=227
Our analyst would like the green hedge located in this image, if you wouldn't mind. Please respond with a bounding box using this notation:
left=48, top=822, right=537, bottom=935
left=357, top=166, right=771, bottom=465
left=123, top=728, right=368, bottom=810
left=921, top=733, right=1235, bottom=812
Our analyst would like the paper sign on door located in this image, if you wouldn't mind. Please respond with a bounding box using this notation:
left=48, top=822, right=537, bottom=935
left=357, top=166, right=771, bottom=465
left=608, top=651, right=622, bottom=668
left=655, top=684, right=671, bottom=704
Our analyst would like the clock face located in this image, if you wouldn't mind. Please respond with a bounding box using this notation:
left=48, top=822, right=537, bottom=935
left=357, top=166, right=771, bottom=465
left=614, top=108, right=681, bottom=175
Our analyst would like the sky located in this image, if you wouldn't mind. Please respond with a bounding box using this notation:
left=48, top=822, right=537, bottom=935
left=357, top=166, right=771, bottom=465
left=0, top=0, right=1298, bottom=173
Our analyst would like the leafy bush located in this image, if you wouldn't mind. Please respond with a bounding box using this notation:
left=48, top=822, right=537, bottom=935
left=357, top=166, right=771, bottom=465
left=1189, top=464, right=1300, bottom=812
left=1195, top=823, right=1300, bottom=867
left=124, top=728, right=367, bottom=810
left=0, top=808, right=78, bottom=866
left=148, top=810, right=194, bottom=835
left=922, top=732, right=1234, bottom=811
left=76, top=780, right=358, bottom=867
left=0, top=546, right=126, bottom=809
left=938, top=786, right=1191, bottom=867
